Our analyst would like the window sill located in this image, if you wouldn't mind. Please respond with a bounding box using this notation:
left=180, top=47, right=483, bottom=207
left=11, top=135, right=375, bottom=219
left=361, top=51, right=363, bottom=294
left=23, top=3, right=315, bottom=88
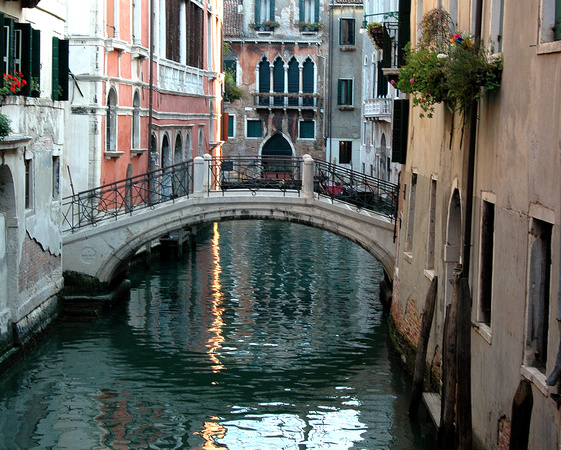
left=340, top=46, right=357, bottom=52
left=424, top=269, right=436, bottom=281
left=521, top=365, right=549, bottom=397
left=537, top=40, right=561, bottom=54
left=472, top=322, right=492, bottom=344
left=403, top=252, right=413, bottom=264
left=105, top=150, right=124, bottom=159
left=130, top=148, right=147, bottom=157
left=338, top=105, right=355, bottom=111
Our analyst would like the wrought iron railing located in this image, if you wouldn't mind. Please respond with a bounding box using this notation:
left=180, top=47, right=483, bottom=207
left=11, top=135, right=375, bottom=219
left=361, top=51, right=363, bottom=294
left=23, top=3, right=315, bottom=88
left=210, top=156, right=303, bottom=193
left=62, top=159, right=193, bottom=232
left=314, top=160, right=398, bottom=219
left=62, top=156, right=398, bottom=232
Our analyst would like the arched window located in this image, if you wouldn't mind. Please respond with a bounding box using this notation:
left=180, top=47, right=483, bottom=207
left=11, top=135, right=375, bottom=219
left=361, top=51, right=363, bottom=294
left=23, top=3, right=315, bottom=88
left=186, top=131, right=192, bottom=160
left=302, top=58, right=314, bottom=106
left=198, top=127, right=204, bottom=156
left=132, top=91, right=141, bottom=149
left=106, top=88, right=118, bottom=152
left=258, top=58, right=270, bottom=106
left=273, top=58, right=284, bottom=106
left=174, top=134, right=183, bottom=163
left=287, top=58, right=299, bottom=106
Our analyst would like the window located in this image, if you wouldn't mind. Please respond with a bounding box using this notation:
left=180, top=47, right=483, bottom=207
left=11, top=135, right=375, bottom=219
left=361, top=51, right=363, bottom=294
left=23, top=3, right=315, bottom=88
left=300, top=0, right=319, bottom=23
left=246, top=119, right=262, bottom=138
left=337, top=79, right=353, bottom=106
left=258, top=58, right=270, bottom=106
left=228, top=115, right=235, bottom=138
left=339, top=18, right=355, bottom=45
left=540, top=0, right=561, bottom=43
left=255, top=0, right=275, bottom=23
left=478, top=200, right=495, bottom=326
left=106, top=88, right=117, bottom=152
left=405, top=172, right=417, bottom=253
left=489, top=0, right=505, bottom=52
left=185, top=1, right=204, bottom=68
left=287, top=58, right=299, bottom=106
left=302, top=58, right=314, bottom=106
left=525, top=218, right=552, bottom=373
left=132, top=91, right=141, bottom=149
left=426, top=179, right=437, bottom=271
left=52, top=36, right=69, bottom=100
left=339, top=141, right=352, bottom=164
left=299, top=120, right=314, bottom=139
left=25, top=157, right=32, bottom=209
left=273, top=58, right=284, bottom=106
left=0, top=17, right=42, bottom=98
left=52, top=155, right=60, bottom=200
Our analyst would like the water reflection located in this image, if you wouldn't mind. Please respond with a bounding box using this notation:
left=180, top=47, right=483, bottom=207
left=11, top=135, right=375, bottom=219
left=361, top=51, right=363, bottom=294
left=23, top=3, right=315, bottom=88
left=0, top=221, right=435, bottom=449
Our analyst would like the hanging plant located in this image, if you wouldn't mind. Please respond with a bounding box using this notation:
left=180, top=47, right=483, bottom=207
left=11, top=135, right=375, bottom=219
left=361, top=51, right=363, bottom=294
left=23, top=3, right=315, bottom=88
left=397, top=9, right=503, bottom=120
left=366, top=22, right=384, bottom=49
left=0, top=113, right=12, bottom=139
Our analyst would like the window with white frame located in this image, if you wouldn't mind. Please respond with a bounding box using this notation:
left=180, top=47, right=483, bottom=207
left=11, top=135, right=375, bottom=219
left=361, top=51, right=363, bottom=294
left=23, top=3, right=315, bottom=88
left=246, top=119, right=263, bottom=138
left=132, top=91, right=141, bottom=149
left=337, top=79, right=353, bottom=106
left=228, top=115, right=235, bottom=138
left=339, top=18, right=355, bottom=45
left=540, top=0, right=561, bottom=44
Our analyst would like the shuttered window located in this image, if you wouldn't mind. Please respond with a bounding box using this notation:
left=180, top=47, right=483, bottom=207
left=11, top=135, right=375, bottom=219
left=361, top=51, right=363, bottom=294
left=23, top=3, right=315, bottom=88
left=273, top=58, right=284, bottom=105
left=299, top=120, right=314, bottom=139
left=258, top=59, right=270, bottom=106
left=255, top=0, right=275, bottom=23
left=247, top=119, right=263, bottom=138
left=287, top=58, right=299, bottom=106
left=339, top=19, right=355, bottom=45
left=52, top=36, right=69, bottom=101
left=337, top=79, right=353, bottom=106
left=302, top=58, right=314, bottom=106
left=391, top=99, right=409, bottom=164
left=186, top=2, right=203, bottom=68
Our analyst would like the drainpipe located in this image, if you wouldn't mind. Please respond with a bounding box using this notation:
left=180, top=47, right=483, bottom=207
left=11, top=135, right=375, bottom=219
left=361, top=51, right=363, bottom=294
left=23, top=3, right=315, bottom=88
left=148, top=0, right=154, bottom=173
left=327, top=0, right=334, bottom=164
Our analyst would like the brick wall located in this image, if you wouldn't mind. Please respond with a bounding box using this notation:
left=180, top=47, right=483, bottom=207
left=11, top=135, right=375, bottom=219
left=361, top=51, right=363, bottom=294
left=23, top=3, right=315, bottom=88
left=18, top=233, right=61, bottom=293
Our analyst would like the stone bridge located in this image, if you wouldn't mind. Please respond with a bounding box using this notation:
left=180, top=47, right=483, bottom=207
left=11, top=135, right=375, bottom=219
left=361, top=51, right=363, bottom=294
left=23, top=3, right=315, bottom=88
left=62, top=155, right=397, bottom=288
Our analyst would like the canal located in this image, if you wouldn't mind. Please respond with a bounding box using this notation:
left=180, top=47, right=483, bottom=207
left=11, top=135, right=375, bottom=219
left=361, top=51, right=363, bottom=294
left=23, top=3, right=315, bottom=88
left=0, top=220, right=435, bottom=449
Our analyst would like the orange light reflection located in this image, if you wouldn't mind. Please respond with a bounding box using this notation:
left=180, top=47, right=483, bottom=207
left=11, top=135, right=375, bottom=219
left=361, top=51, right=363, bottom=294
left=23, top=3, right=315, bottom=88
left=207, top=222, right=225, bottom=372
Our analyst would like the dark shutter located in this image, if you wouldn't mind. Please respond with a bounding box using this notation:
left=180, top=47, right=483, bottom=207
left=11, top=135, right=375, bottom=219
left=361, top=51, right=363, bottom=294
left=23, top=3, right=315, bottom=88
left=302, top=59, right=313, bottom=106
left=382, top=24, right=392, bottom=68
left=314, top=0, right=319, bottom=23
left=5, top=18, right=15, bottom=74
left=255, top=0, right=260, bottom=23
left=258, top=59, right=270, bottom=105
left=15, top=23, right=32, bottom=96
left=287, top=58, right=298, bottom=106
left=391, top=99, right=409, bottom=164
left=51, top=36, right=59, bottom=99
left=376, top=61, right=387, bottom=97
left=31, top=28, right=40, bottom=97
left=273, top=59, right=283, bottom=105
left=269, top=0, right=275, bottom=21
left=337, top=79, right=342, bottom=105
left=398, top=0, right=411, bottom=67
left=299, top=0, right=304, bottom=23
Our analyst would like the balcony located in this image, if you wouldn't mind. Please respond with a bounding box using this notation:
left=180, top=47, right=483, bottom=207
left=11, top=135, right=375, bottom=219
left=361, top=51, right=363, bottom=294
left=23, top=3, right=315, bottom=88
left=364, top=98, right=392, bottom=121
left=254, top=92, right=318, bottom=109
left=158, top=59, right=205, bottom=95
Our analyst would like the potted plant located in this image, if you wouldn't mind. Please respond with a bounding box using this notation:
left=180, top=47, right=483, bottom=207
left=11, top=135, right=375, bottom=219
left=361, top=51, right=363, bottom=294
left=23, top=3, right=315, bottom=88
left=397, top=8, right=503, bottom=120
left=299, top=22, right=324, bottom=32
left=366, top=22, right=384, bottom=49
left=261, top=20, right=279, bottom=31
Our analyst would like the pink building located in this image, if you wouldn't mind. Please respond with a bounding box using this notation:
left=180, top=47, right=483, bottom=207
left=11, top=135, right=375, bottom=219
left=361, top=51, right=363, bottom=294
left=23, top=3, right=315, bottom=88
left=65, top=0, right=224, bottom=195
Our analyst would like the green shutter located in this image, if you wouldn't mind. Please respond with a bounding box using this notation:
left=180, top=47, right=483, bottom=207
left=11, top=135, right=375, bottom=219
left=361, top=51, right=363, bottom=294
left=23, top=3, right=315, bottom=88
left=555, top=0, right=561, bottom=40
left=52, top=36, right=59, bottom=99
left=255, top=0, right=260, bottom=23
left=58, top=38, right=69, bottom=101
left=14, top=23, right=32, bottom=96
left=382, top=24, right=392, bottom=68
left=347, top=80, right=353, bottom=105
left=337, top=79, right=342, bottom=105
left=5, top=18, right=14, bottom=74
left=314, top=0, right=319, bottom=23
left=398, top=0, right=411, bottom=67
left=391, top=99, right=409, bottom=164
left=31, top=28, right=40, bottom=97
left=299, top=0, right=304, bottom=23
left=270, top=0, right=275, bottom=21
left=52, top=37, right=69, bottom=101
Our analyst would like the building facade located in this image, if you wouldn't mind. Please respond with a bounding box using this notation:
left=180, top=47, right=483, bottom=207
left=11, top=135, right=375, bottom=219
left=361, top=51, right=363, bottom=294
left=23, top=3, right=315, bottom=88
left=359, top=0, right=404, bottom=184
left=65, top=0, right=224, bottom=195
left=0, top=0, right=67, bottom=369
left=223, top=0, right=328, bottom=160
left=392, top=0, right=561, bottom=448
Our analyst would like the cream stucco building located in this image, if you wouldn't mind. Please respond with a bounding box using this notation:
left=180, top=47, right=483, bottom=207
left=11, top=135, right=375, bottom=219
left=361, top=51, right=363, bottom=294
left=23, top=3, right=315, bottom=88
left=392, top=0, right=561, bottom=448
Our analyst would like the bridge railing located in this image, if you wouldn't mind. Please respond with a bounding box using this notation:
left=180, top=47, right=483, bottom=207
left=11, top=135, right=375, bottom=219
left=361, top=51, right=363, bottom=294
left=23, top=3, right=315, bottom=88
left=209, top=156, right=303, bottom=194
left=62, top=159, right=193, bottom=231
left=313, top=160, right=398, bottom=219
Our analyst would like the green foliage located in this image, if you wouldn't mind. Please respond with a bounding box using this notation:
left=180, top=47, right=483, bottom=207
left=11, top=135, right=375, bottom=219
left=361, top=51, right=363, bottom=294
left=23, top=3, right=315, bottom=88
left=397, top=9, right=503, bottom=120
left=224, top=70, right=245, bottom=102
left=0, top=113, right=12, bottom=138
left=299, top=21, right=324, bottom=31
left=366, top=22, right=384, bottom=49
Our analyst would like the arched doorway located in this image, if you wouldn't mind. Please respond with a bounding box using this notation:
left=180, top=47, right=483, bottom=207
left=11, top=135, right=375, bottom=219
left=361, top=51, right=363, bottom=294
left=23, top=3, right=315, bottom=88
left=445, top=188, right=462, bottom=307
left=0, top=165, right=16, bottom=310
left=161, top=134, right=172, bottom=200
left=261, top=133, right=294, bottom=176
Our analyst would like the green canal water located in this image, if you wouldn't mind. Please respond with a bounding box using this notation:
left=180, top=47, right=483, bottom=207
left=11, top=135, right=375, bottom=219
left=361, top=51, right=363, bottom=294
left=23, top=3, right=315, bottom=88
left=0, top=220, right=435, bottom=449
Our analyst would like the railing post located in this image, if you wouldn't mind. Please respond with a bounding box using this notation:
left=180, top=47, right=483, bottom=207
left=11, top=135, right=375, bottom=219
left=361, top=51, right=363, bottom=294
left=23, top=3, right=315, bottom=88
left=193, top=156, right=205, bottom=197
left=203, top=153, right=212, bottom=193
left=302, top=154, right=314, bottom=198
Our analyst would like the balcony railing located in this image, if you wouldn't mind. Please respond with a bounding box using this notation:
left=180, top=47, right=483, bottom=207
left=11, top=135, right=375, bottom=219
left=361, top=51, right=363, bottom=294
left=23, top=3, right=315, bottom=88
left=254, top=92, right=318, bottom=109
left=158, top=59, right=205, bottom=95
left=364, top=98, right=392, bottom=119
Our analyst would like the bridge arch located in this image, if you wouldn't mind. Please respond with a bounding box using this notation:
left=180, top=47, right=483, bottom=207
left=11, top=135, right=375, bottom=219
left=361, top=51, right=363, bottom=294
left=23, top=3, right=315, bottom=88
left=65, top=196, right=395, bottom=288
